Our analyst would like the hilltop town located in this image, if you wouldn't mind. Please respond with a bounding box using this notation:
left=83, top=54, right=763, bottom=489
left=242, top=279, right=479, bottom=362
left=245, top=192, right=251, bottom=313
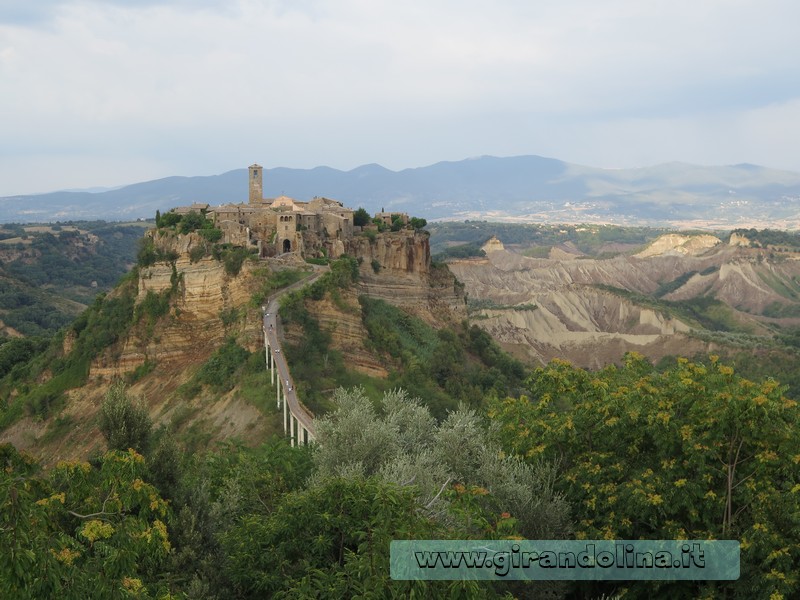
left=170, top=163, right=418, bottom=259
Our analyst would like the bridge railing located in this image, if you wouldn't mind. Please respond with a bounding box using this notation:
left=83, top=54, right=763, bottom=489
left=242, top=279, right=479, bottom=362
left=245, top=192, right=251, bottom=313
left=261, top=268, right=324, bottom=446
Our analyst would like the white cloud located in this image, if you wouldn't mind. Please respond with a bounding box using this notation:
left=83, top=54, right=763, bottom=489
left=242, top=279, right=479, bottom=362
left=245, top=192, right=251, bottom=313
left=1, top=0, right=800, bottom=194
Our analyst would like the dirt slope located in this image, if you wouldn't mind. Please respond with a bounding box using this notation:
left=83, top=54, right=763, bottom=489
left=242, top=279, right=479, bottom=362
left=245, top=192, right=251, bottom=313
left=450, top=234, right=800, bottom=367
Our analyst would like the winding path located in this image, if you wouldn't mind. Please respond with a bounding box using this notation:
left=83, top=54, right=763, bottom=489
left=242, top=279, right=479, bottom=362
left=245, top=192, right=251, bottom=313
left=262, top=267, right=325, bottom=446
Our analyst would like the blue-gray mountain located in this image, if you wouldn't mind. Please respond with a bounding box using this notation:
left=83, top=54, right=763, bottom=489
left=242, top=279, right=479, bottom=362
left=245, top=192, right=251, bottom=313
left=2, top=155, right=800, bottom=225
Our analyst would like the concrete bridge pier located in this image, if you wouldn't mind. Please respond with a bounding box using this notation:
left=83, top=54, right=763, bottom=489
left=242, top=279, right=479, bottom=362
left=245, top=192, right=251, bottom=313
left=283, top=388, right=289, bottom=435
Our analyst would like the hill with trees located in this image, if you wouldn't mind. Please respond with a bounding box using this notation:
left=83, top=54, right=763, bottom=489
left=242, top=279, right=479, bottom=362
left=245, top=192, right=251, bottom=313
left=2, top=220, right=800, bottom=596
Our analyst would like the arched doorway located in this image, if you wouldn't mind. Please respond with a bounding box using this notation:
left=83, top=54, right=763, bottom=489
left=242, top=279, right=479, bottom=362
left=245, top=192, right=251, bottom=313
left=282, top=238, right=291, bottom=253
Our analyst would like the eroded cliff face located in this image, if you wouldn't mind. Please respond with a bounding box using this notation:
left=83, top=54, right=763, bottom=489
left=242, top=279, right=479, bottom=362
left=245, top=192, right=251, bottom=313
left=91, top=233, right=262, bottom=378
left=449, top=235, right=800, bottom=368
left=344, top=230, right=465, bottom=326
left=283, top=289, right=390, bottom=378
left=3, top=230, right=280, bottom=464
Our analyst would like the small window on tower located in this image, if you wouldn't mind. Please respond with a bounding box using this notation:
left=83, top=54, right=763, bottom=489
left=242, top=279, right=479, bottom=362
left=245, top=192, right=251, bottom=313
left=253, top=170, right=258, bottom=178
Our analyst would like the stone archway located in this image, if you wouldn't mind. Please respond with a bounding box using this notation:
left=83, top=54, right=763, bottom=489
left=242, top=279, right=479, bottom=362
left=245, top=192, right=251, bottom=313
left=283, top=238, right=291, bottom=253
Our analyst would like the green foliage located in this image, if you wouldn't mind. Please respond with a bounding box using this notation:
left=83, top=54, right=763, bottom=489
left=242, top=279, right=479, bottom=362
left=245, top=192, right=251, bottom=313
left=315, top=387, right=569, bottom=535
left=223, top=476, right=480, bottom=598
left=137, top=236, right=158, bottom=267
left=0, top=337, right=48, bottom=379
left=763, top=301, right=800, bottom=318
left=135, top=289, right=171, bottom=325
left=467, top=297, right=538, bottom=315
left=595, top=284, right=745, bottom=332
left=189, top=243, right=209, bottom=263
left=409, top=216, right=427, bottom=230
left=433, top=242, right=487, bottom=262
left=249, top=267, right=306, bottom=306
left=179, top=211, right=209, bottom=234
left=370, top=258, right=381, bottom=273
left=490, top=354, right=800, bottom=598
left=0, top=275, right=139, bottom=424
left=358, top=297, right=527, bottom=417
left=0, top=274, right=138, bottom=426
left=522, top=245, right=551, bottom=258
left=302, top=387, right=570, bottom=598
left=0, top=445, right=172, bottom=599
left=360, top=295, right=440, bottom=363
left=353, top=206, right=371, bottom=226
left=0, top=277, right=78, bottom=335
left=428, top=221, right=672, bottom=257
left=195, top=338, right=251, bottom=392
left=1, top=222, right=143, bottom=307
left=219, top=306, right=241, bottom=327
left=125, top=359, right=156, bottom=384
left=732, top=228, right=800, bottom=248
left=157, top=211, right=182, bottom=229
left=166, top=438, right=313, bottom=594
left=216, top=245, right=254, bottom=276
left=99, top=382, right=153, bottom=453
left=371, top=216, right=388, bottom=232
left=654, top=270, right=698, bottom=298
left=137, top=235, right=180, bottom=268
left=197, top=227, right=222, bottom=243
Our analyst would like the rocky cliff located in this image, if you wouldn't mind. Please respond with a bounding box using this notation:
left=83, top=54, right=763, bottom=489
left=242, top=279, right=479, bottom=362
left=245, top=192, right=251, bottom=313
left=284, top=229, right=466, bottom=377
left=2, top=230, right=289, bottom=463
left=2, top=227, right=467, bottom=461
left=344, top=230, right=465, bottom=326
left=91, top=231, right=264, bottom=378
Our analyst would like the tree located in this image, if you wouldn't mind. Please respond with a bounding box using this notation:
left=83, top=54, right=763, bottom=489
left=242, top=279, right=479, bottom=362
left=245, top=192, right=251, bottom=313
left=313, top=387, right=571, bottom=541
left=136, top=237, right=157, bottom=267
left=409, top=216, right=427, bottom=230
left=353, top=207, right=371, bottom=227
left=158, top=211, right=182, bottom=229
left=99, top=382, right=152, bottom=454
left=308, top=387, right=571, bottom=598
left=179, top=211, right=208, bottom=234
left=0, top=445, right=173, bottom=599
left=489, top=354, right=800, bottom=599
left=221, top=476, right=497, bottom=598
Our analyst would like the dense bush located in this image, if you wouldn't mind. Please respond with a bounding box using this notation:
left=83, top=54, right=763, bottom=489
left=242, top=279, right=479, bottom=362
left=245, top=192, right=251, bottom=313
left=196, top=338, right=251, bottom=391
left=99, top=382, right=153, bottom=453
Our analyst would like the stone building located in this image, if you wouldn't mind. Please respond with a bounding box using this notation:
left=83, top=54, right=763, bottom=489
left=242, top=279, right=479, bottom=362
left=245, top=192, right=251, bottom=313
left=375, top=211, right=409, bottom=226
left=175, top=163, right=356, bottom=257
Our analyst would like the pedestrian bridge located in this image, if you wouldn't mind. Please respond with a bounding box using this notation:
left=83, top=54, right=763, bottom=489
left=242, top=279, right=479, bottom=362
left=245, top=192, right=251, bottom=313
left=261, top=271, right=320, bottom=446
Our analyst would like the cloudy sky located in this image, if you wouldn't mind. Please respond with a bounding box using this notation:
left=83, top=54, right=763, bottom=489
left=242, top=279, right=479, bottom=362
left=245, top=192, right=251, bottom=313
left=1, top=0, right=799, bottom=195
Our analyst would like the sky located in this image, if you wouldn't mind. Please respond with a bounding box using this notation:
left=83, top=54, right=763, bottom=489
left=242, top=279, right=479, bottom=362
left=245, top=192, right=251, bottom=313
left=1, top=0, right=800, bottom=195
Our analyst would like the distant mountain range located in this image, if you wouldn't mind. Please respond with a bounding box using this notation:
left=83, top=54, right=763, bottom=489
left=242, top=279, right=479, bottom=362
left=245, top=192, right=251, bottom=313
left=2, top=155, right=800, bottom=227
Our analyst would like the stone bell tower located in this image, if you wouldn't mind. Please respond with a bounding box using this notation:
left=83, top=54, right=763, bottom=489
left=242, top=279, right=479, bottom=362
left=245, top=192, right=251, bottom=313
left=249, top=163, right=263, bottom=204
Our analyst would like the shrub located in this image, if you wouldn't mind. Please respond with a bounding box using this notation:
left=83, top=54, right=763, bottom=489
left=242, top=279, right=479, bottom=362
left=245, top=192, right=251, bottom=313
left=179, top=211, right=208, bottom=234
left=197, top=339, right=251, bottom=391
left=158, top=212, right=182, bottom=229
left=189, top=244, right=208, bottom=263
left=99, top=382, right=152, bottom=453
left=198, top=228, right=223, bottom=243
left=136, top=237, right=157, bottom=267
left=223, top=247, right=254, bottom=276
